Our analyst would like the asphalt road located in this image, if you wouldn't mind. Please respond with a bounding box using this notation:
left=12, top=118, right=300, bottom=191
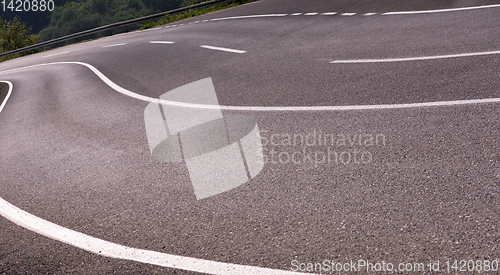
left=1, top=0, right=500, bottom=274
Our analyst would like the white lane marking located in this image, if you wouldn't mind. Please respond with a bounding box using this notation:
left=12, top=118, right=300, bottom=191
left=42, top=51, right=71, bottom=58
left=2, top=62, right=500, bottom=113
left=321, top=12, right=337, bottom=15
left=149, top=41, right=175, bottom=44
left=291, top=12, right=301, bottom=16
left=210, top=14, right=288, bottom=21
left=383, top=3, right=500, bottom=15
left=202, top=20, right=209, bottom=22
left=363, top=12, right=376, bottom=16
left=341, top=13, right=356, bottom=16
left=102, top=43, right=127, bottom=48
left=331, top=50, right=500, bottom=63
left=0, top=197, right=299, bottom=275
left=200, top=45, right=246, bottom=54
left=0, top=80, right=13, bottom=113
left=3, top=62, right=500, bottom=274
left=304, top=12, right=318, bottom=15
left=193, top=21, right=200, bottom=23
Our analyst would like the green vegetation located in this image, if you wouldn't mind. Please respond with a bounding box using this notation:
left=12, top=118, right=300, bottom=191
left=0, top=0, right=257, bottom=61
left=0, top=17, right=41, bottom=61
left=140, top=0, right=256, bottom=30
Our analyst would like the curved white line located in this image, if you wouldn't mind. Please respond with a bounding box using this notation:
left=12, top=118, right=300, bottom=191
left=0, top=199, right=296, bottom=275
left=0, top=80, right=12, bottom=113
left=331, top=50, right=500, bottom=63
left=382, top=3, right=500, bottom=15
left=1, top=61, right=500, bottom=112
left=0, top=80, right=300, bottom=274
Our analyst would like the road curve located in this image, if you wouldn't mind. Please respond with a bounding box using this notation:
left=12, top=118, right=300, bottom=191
left=1, top=0, right=499, bottom=273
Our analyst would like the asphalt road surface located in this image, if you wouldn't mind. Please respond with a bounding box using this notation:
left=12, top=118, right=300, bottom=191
left=1, top=0, right=500, bottom=274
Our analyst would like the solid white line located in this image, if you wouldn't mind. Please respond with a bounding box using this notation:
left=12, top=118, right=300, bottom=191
left=341, top=13, right=356, bottom=16
left=304, top=12, right=318, bottom=15
left=321, top=12, right=337, bottom=15
left=0, top=80, right=13, bottom=113
left=2, top=62, right=500, bottom=113
left=382, top=3, right=500, bottom=15
left=200, top=45, right=246, bottom=54
left=42, top=51, right=71, bottom=58
left=211, top=14, right=288, bottom=21
left=102, top=43, right=127, bottom=48
left=149, top=41, right=175, bottom=44
left=0, top=197, right=299, bottom=275
left=363, top=12, right=376, bottom=16
left=4, top=63, right=500, bottom=274
left=331, top=50, right=500, bottom=63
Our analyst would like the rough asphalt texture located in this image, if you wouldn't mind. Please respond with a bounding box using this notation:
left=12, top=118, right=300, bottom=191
left=1, top=0, right=499, bottom=273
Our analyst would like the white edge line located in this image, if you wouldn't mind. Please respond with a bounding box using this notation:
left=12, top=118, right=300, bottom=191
left=2, top=62, right=500, bottom=112
left=0, top=80, right=13, bottom=113
left=210, top=14, right=288, bottom=21
left=200, top=45, right=246, bottom=54
left=331, top=50, right=500, bottom=63
left=42, top=51, right=71, bottom=58
left=2, top=61, right=500, bottom=273
left=149, top=41, right=175, bottom=44
left=0, top=197, right=300, bottom=275
left=382, top=3, right=500, bottom=15
left=102, top=43, right=127, bottom=48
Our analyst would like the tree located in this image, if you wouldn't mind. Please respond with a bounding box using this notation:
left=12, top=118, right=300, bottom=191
left=0, top=17, right=39, bottom=55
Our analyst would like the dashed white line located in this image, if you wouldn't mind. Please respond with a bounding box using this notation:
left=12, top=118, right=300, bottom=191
left=210, top=14, right=288, bottom=21
left=331, top=50, right=500, bottom=63
left=304, top=12, right=318, bottom=15
left=102, top=43, right=127, bottom=48
left=382, top=3, right=500, bottom=15
left=193, top=21, right=200, bottom=23
left=341, top=13, right=356, bottom=16
left=200, top=45, right=246, bottom=54
left=291, top=12, right=301, bottom=16
left=202, top=20, right=209, bottom=22
left=41, top=51, right=70, bottom=58
left=149, top=41, right=175, bottom=44
left=321, top=12, right=337, bottom=15
left=363, top=12, right=376, bottom=16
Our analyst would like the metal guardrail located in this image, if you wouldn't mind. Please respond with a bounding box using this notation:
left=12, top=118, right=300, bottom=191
left=0, top=0, right=238, bottom=58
